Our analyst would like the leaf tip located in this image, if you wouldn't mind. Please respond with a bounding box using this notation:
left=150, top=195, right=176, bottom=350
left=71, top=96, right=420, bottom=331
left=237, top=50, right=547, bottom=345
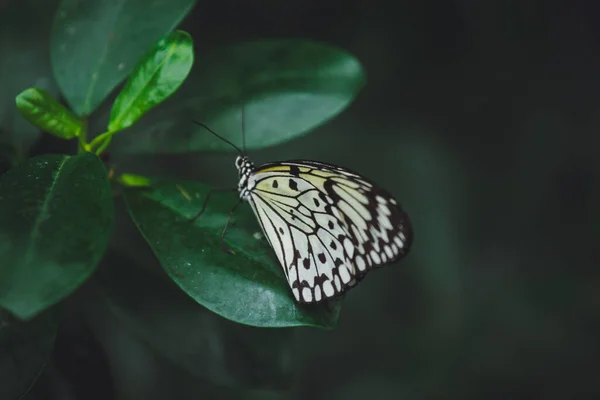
left=118, top=173, right=152, bottom=187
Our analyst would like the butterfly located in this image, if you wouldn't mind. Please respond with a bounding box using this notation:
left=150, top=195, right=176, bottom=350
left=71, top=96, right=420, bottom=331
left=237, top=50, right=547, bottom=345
left=191, top=120, right=413, bottom=304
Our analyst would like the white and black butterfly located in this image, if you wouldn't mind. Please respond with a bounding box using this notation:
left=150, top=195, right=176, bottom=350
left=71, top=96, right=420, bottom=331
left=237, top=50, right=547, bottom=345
left=192, top=120, right=413, bottom=304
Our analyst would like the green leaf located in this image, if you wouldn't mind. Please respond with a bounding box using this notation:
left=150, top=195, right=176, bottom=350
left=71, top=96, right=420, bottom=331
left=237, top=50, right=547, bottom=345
left=112, top=39, right=366, bottom=154
left=123, top=178, right=341, bottom=328
left=108, top=30, right=194, bottom=132
left=51, top=0, right=196, bottom=116
left=0, top=309, right=58, bottom=400
left=94, top=251, right=294, bottom=388
left=15, top=88, right=83, bottom=139
left=0, top=152, right=114, bottom=320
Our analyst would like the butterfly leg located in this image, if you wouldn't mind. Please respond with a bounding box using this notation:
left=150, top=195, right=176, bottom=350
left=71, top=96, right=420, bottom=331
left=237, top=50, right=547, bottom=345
left=219, top=198, right=243, bottom=255
left=189, top=187, right=237, bottom=223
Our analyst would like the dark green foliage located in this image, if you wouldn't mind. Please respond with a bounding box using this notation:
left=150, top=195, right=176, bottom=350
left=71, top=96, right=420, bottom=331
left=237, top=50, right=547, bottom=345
left=50, top=0, right=196, bottom=116
left=0, top=1, right=367, bottom=398
left=0, top=309, right=58, bottom=400
left=0, top=153, right=113, bottom=319
left=95, top=251, right=295, bottom=389
left=113, top=39, right=365, bottom=153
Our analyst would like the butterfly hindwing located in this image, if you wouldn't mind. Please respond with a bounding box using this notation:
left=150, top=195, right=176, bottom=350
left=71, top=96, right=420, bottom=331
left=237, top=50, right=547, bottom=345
left=295, top=161, right=412, bottom=270
left=246, top=160, right=412, bottom=303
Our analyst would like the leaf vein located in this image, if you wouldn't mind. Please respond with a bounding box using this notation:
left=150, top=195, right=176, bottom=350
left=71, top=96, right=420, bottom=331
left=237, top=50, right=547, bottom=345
left=23, top=156, right=69, bottom=265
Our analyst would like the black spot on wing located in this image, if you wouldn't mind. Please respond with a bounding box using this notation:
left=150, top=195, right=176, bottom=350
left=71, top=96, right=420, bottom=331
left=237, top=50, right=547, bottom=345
left=292, top=249, right=301, bottom=269
left=314, top=273, right=330, bottom=286
left=303, top=258, right=310, bottom=269
left=289, top=179, right=298, bottom=191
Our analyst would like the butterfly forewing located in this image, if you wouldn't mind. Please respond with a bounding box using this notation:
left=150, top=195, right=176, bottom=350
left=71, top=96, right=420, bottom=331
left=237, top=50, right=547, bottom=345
left=244, top=159, right=412, bottom=303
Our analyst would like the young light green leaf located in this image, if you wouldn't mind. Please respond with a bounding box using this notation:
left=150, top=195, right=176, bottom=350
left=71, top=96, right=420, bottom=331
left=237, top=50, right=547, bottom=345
left=117, top=173, right=152, bottom=187
left=51, top=0, right=196, bottom=116
left=123, top=178, right=342, bottom=329
left=0, top=309, right=58, bottom=400
left=15, top=88, right=83, bottom=139
left=0, top=152, right=114, bottom=320
left=112, top=39, right=366, bottom=154
left=108, top=30, right=194, bottom=132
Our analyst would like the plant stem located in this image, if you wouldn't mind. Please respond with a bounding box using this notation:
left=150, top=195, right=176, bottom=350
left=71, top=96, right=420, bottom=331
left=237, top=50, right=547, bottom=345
left=78, top=118, right=90, bottom=153
left=94, top=136, right=113, bottom=155
left=88, top=130, right=118, bottom=155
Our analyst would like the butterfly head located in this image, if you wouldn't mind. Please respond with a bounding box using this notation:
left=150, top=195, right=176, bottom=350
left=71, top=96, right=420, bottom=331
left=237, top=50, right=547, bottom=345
left=235, top=155, right=255, bottom=197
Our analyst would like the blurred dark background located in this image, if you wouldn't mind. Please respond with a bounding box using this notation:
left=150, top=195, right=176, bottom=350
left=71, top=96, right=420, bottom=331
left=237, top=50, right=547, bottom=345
left=2, top=0, right=600, bottom=399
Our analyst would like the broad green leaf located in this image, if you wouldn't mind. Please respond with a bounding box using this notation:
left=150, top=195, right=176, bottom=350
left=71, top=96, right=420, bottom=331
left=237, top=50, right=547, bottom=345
left=51, top=0, right=196, bottom=116
left=93, top=250, right=294, bottom=388
left=0, top=309, right=58, bottom=400
left=123, top=178, right=341, bottom=328
left=0, top=152, right=114, bottom=319
left=0, top=0, right=60, bottom=159
left=16, top=88, right=83, bottom=139
left=108, top=30, right=194, bottom=132
left=113, top=39, right=366, bottom=154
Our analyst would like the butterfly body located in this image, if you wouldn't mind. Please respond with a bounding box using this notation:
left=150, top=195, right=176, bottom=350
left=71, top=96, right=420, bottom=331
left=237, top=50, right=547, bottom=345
left=234, top=155, right=412, bottom=304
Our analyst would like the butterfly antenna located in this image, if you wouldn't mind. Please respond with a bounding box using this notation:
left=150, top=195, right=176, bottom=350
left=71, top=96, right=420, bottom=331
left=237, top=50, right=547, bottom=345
left=192, top=120, right=243, bottom=155
left=241, top=103, right=247, bottom=155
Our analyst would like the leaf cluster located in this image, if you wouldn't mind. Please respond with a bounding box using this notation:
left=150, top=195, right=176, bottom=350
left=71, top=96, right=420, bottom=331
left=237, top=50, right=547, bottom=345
left=0, top=1, right=365, bottom=397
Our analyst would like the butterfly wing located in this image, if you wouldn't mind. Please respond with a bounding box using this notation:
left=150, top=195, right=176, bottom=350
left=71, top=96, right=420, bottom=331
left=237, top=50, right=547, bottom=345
left=247, top=160, right=412, bottom=303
